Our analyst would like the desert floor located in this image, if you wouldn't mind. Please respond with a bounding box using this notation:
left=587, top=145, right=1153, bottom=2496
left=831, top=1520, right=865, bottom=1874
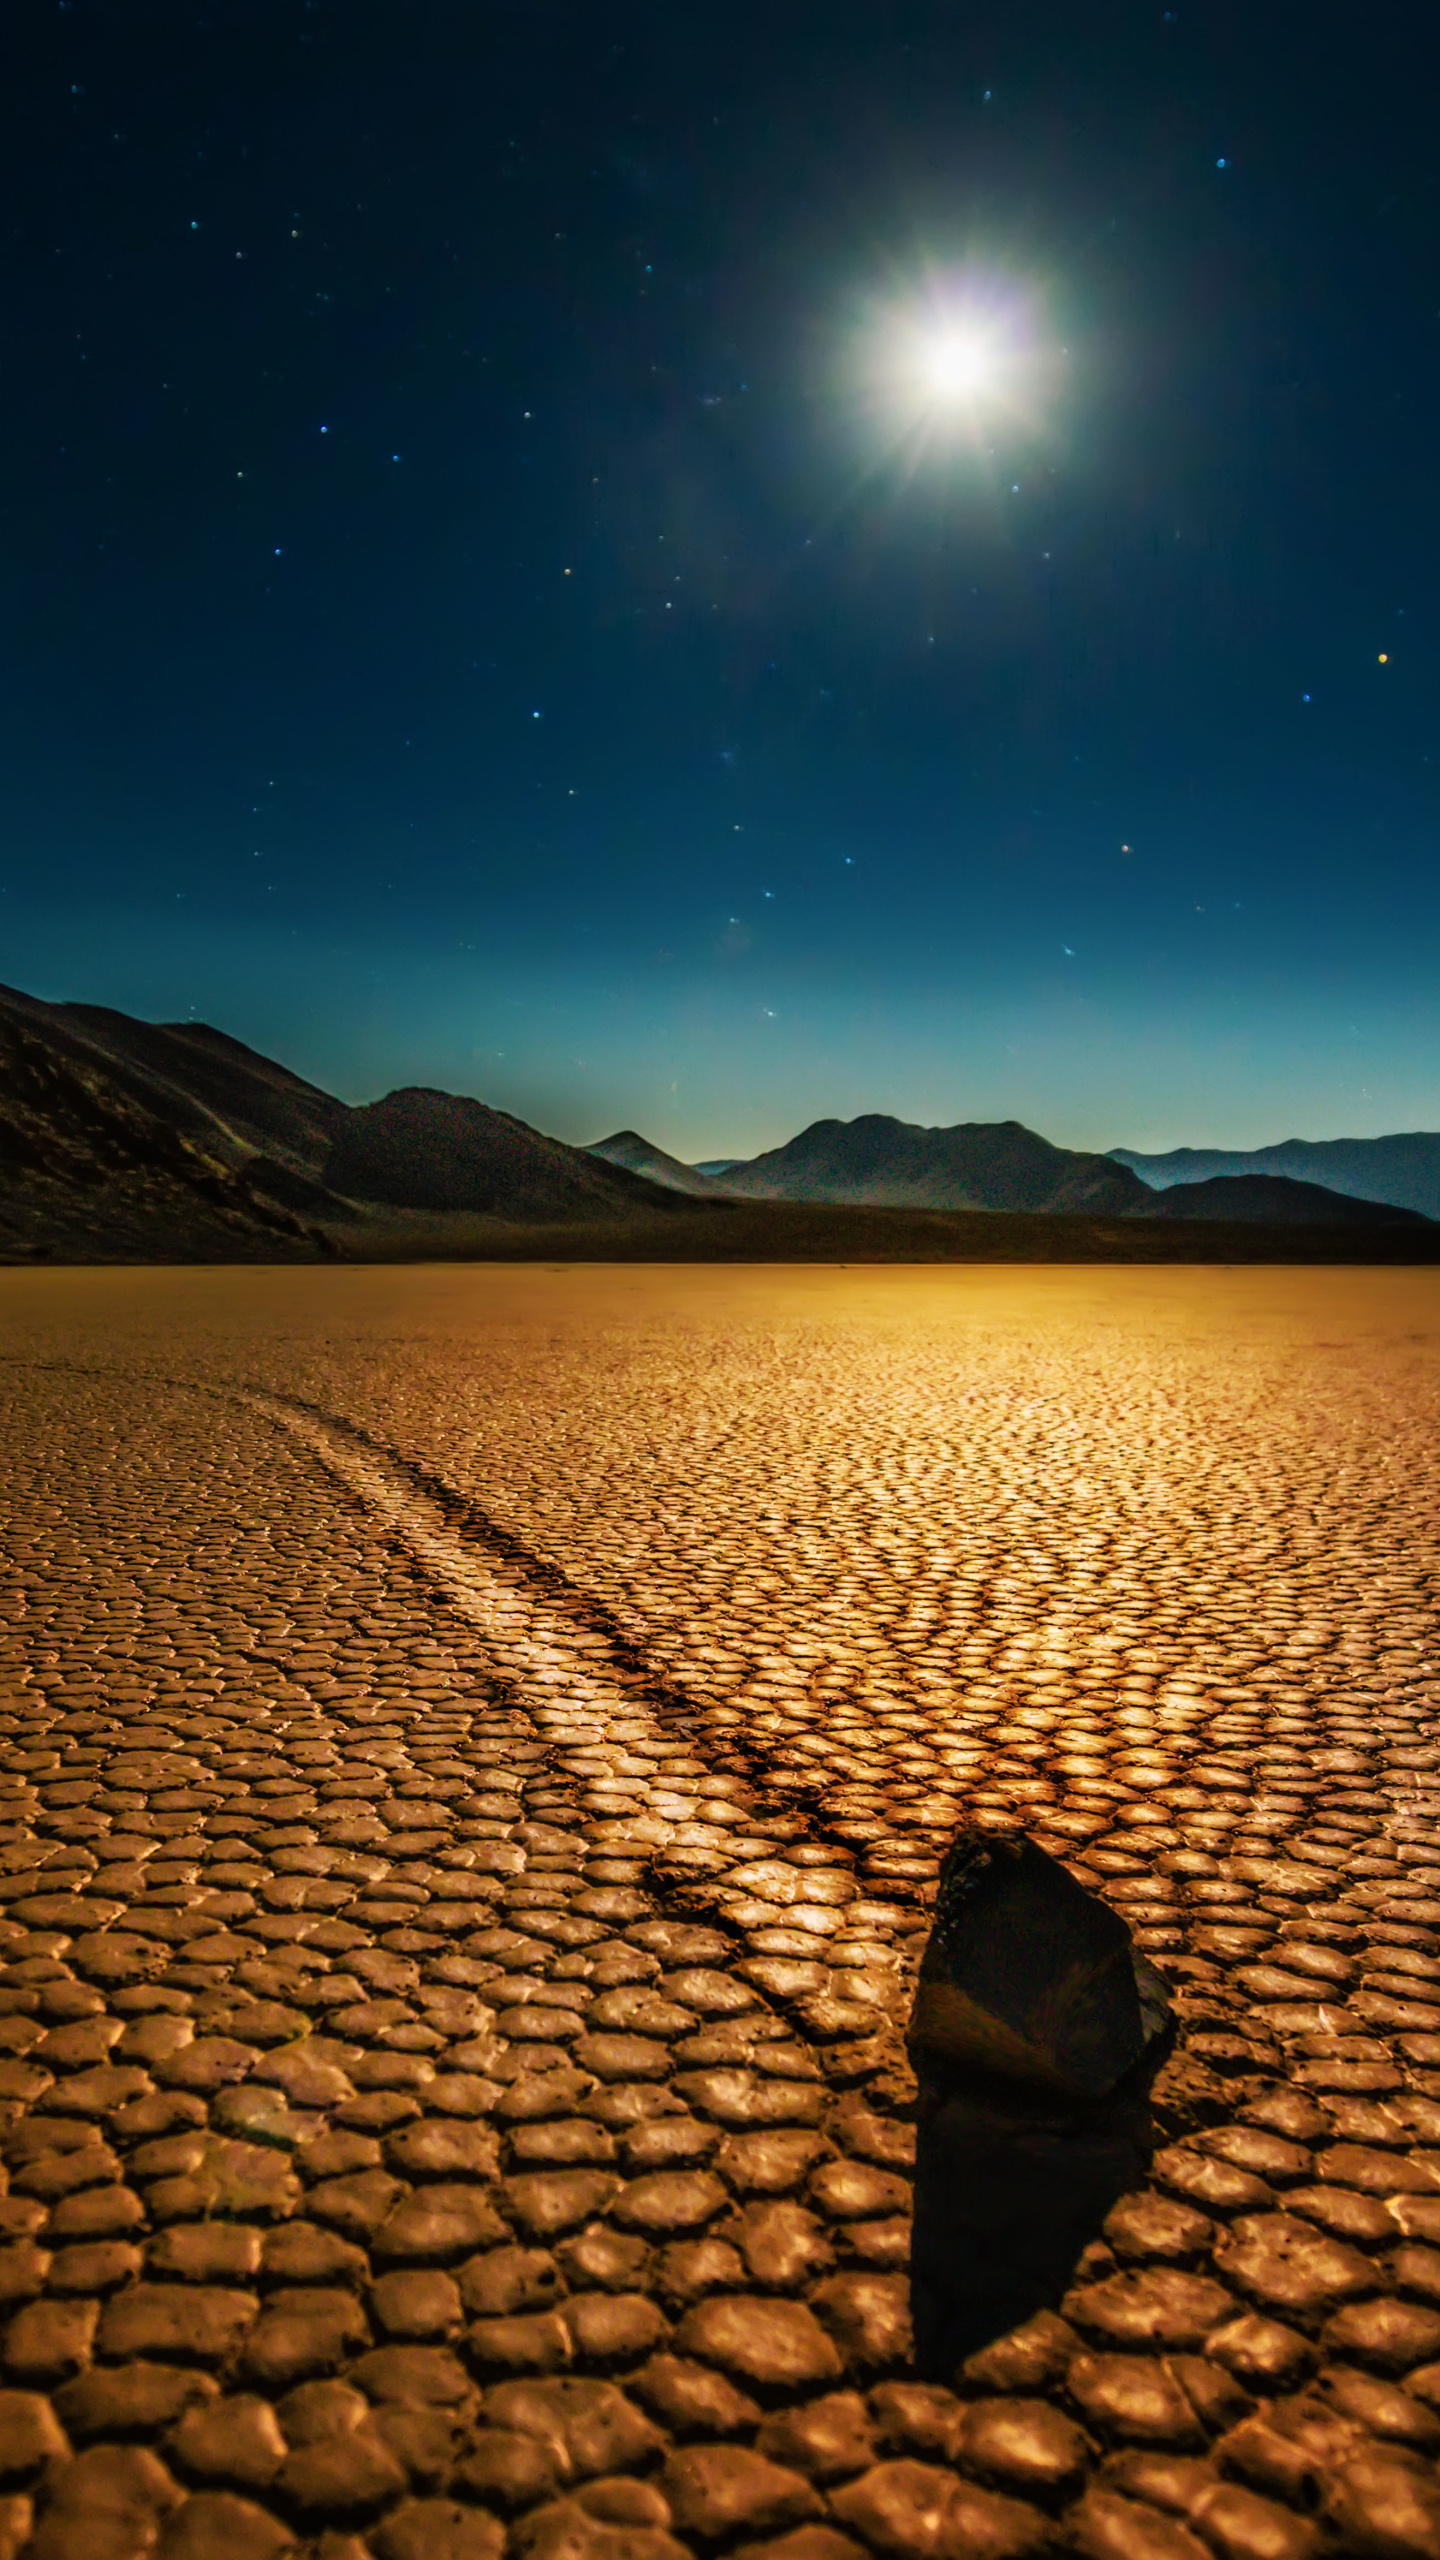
left=1, top=1263, right=1439, bottom=2560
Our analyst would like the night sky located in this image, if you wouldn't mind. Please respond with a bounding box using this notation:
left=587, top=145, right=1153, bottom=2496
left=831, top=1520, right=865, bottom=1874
left=3, top=2, right=1437, bottom=1159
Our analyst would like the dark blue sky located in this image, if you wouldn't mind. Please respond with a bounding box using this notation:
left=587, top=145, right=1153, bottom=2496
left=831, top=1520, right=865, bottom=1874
left=3, top=0, right=1437, bottom=1157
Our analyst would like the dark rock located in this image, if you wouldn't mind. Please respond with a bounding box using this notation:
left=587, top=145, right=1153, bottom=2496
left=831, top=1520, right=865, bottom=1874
left=907, top=1829, right=1174, bottom=2376
left=909, top=1831, right=1155, bottom=2100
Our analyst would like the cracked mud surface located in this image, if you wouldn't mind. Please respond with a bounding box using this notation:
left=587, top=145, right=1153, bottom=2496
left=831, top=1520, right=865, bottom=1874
left=1, top=1261, right=1438, bottom=2560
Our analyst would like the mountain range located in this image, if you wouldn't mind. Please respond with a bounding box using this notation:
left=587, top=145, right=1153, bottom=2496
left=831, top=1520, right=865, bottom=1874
left=0, top=982, right=691, bottom=1259
left=1, top=978, right=1432, bottom=1259
left=697, top=1114, right=1147, bottom=1214
left=598, top=1117, right=1427, bottom=1226
left=1110, top=1133, right=1440, bottom=1220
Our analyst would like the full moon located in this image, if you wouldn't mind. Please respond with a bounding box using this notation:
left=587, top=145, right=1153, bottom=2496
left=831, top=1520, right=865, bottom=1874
left=915, top=326, right=999, bottom=402
left=844, top=272, right=1056, bottom=467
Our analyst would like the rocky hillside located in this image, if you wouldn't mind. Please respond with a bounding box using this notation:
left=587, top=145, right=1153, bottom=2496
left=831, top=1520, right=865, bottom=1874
left=0, top=993, right=340, bottom=1261
left=327, top=1091, right=699, bottom=1220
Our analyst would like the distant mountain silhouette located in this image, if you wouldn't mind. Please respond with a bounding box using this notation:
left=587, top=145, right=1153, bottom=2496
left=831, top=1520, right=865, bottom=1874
left=1111, top=1132, right=1440, bottom=1220
left=692, top=1158, right=743, bottom=1176
left=1124, top=1171, right=1428, bottom=1226
left=586, top=1129, right=726, bottom=1196
left=713, top=1114, right=1148, bottom=1213
left=328, top=1090, right=692, bottom=1219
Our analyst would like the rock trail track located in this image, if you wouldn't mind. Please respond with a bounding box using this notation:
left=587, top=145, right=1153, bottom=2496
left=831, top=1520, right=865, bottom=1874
left=1, top=1263, right=1439, bottom=2560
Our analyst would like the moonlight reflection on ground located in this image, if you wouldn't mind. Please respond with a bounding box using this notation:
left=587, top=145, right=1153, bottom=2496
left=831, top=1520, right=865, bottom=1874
left=2, top=1263, right=1439, bottom=2557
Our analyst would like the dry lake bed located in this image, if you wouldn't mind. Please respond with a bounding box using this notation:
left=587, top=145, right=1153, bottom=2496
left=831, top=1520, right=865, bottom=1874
left=1, top=1263, right=1439, bottom=2560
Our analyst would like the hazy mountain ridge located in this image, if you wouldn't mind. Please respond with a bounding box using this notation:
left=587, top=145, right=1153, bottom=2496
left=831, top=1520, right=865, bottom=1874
left=712, top=1113, right=1150, bottom=1214
left=586, top=1129, right=727, bottom=1196
left=1111, top=1132, right=1440, bottom=1219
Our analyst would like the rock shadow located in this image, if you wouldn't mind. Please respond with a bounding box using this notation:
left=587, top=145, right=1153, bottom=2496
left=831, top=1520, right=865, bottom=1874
left=905, top=1827, right=1175, bottom=2380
